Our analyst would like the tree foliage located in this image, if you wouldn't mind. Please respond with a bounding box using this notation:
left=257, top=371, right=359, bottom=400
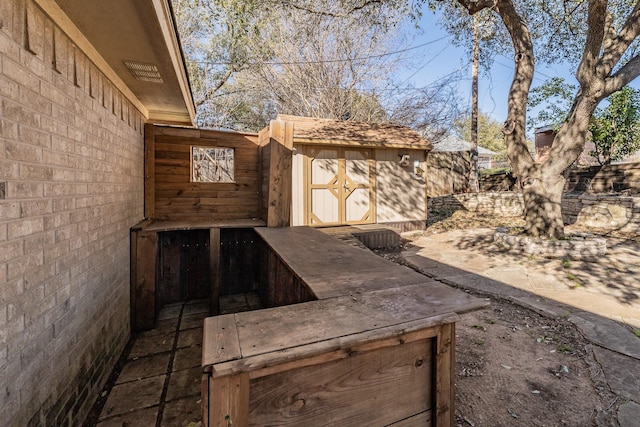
left=172, top=0, right=463, bottom=135
left=589, top=86, right=640, bottom=165
left=453, top=111, right=507, bottom=161
left=527, top=77, right=577, bottom=130
left=173, top=0, right=640, bottom=237
left=528, top=79, right=640, bottom=165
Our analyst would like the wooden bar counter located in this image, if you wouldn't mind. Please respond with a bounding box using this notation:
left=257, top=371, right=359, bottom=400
left=202, top=227, right=487, bottom=427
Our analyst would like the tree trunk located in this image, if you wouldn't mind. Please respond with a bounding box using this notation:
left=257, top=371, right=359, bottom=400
left=521, top=167, right=566, bottom=238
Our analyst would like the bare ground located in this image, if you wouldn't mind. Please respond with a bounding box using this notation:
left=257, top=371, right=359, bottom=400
left=454, top=294, right=617, bottom=426
left=376, top=210, right=630, bottom=427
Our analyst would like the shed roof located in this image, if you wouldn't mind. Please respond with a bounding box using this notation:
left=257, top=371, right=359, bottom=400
left=277, top=115, right=433, bottom=150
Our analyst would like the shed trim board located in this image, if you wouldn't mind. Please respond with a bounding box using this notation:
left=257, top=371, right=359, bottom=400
left=292, top=137, right=432, bottom=150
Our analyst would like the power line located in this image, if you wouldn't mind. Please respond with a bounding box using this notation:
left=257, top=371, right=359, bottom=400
left=494, top=55, right=555, bottom=81
left=397, top=42, right=454, bottom=86
left=188, top=35, right=453, bottom=66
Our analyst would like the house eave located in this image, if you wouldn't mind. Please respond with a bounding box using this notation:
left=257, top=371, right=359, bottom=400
left=37, top=0, right=195, bottom=126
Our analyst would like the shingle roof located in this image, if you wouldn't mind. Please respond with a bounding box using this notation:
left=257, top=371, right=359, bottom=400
left=276, top=115, right=433, bottom=150
left=432, top=134, right=496, bottom=156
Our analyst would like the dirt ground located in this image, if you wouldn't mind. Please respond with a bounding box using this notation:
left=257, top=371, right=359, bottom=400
left=380, top=210, right=628, bottom=427
left=454, top=294, right=617, bottom=426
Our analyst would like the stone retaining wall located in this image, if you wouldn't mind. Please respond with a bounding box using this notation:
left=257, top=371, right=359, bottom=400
left=429, top=192, right=640, bottom=232
left=429, top=192, right=525, bottom=217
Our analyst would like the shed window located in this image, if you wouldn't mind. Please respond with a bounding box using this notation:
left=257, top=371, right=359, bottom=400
left=191, top=147, right=235, bottom=183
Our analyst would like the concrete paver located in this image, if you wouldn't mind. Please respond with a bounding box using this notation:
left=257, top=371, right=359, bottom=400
left=116, top=353, right=171, bottom=384
left=166, top=367, right=202, bottom=401
left=93, top=301, right=207, bottom=427
left=161, top=396, right=202, bottom=427
left=618, top=401, right=640, bottom=427
left=88, top=294, right=261, bottom=426
left=100, top=375, right=165, bottom=419
left=96, top=407, right=159, bottom=427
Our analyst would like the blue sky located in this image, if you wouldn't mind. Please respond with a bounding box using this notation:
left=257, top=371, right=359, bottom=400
left=401, top=10, right=578, bottom=125
left=404, top=9, right=640, bottom=131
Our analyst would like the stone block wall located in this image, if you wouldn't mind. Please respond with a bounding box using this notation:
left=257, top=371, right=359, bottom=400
left=429, top=192, right=525, bottom=217
left=0, top=1, right=144, bottom=425
left=564, top=162, right=640, bottom=193
left=562, top=194, right=640, bottom=232
left=478, top=162, right=640, bottom=194
left=429, top=193, right=640, bottom=232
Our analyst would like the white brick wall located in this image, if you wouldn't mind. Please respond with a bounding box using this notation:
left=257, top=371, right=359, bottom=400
left=0, top=1, right=144, bottom=425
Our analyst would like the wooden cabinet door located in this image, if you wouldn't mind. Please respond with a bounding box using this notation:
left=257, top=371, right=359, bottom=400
left=158, top=230, right=210, bottom=308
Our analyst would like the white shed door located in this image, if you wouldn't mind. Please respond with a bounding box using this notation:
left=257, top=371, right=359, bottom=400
left=305, top=147, right=374, bottom=226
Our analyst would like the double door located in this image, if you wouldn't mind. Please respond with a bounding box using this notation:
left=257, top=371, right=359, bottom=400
left=305, top=147, right=375, bottom=226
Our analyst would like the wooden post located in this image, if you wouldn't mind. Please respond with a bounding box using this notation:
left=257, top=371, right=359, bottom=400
left=132, top=230, right=157, bottom=331
left=209, top=228, right=221, bottom=315
left=144, top=123, right=156, bottom=219
left=205, top=373, right=250, bottom=427
left=435, top=322, right=455, bottom=427
left=266, top=120, right=294, bottom=227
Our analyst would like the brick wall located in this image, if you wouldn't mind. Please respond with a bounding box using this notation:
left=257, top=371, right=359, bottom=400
left=0, top=1, right=144, bottom=425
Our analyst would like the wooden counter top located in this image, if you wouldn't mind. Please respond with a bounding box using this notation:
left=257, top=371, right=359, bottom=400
left=133, top=218, right=265, bottom=232
left=203, top=282, right=485, bottom=376
left=203, top=226, right=488, bottom=373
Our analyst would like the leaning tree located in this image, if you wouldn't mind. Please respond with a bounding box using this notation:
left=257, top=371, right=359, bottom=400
left=437, top=0, right=640, bottom=237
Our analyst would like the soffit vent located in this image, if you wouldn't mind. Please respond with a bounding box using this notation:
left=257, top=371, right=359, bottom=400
left=123, top=60, right=164, bottom=83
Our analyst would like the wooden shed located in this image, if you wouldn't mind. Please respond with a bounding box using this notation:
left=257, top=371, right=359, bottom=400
left=266, top=115, right=433, bottom=231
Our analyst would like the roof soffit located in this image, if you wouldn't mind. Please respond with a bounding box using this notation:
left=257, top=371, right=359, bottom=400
left=37, top=0, right=195, bottom=125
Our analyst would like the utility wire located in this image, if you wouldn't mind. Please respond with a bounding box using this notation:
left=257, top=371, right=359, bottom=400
left=187, top=35, right=453, bottom=66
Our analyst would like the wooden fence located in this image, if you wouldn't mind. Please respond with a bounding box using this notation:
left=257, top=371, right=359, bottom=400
left=426, top=151, right=471, bottom=197
left=428, top=153, right=640, bottom=197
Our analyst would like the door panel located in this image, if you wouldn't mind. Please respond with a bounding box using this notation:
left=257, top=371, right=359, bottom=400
left=345, top=187, right=371, bottom=222
left=305, top=147, right=375, bottom=226
left=344, top=149, right=371, bottom=223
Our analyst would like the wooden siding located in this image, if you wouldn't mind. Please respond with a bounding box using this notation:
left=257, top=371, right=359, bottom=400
left=375, top=148, right=427, bottom=223
left=248, top=337, right=434, bottom=425
left=148, top=126, right=262, bottom=221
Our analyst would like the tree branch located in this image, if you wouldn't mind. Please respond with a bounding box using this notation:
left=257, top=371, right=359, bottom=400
left=272, top=0, right=384, bottom=19
left=605, top=53, right=640, bottom=95
left=455, top=0, right=498, bottom=15
left=598, top=1, right=640, bottom=77
left=492, top=0, right=535, bottom=175
left=576, top=0, right=607, bottom=87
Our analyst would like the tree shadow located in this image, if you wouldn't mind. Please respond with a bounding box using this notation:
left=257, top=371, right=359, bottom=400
left=395, top=246, right=640, bottom=411
left=449, top=230, right=640, bottom=307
